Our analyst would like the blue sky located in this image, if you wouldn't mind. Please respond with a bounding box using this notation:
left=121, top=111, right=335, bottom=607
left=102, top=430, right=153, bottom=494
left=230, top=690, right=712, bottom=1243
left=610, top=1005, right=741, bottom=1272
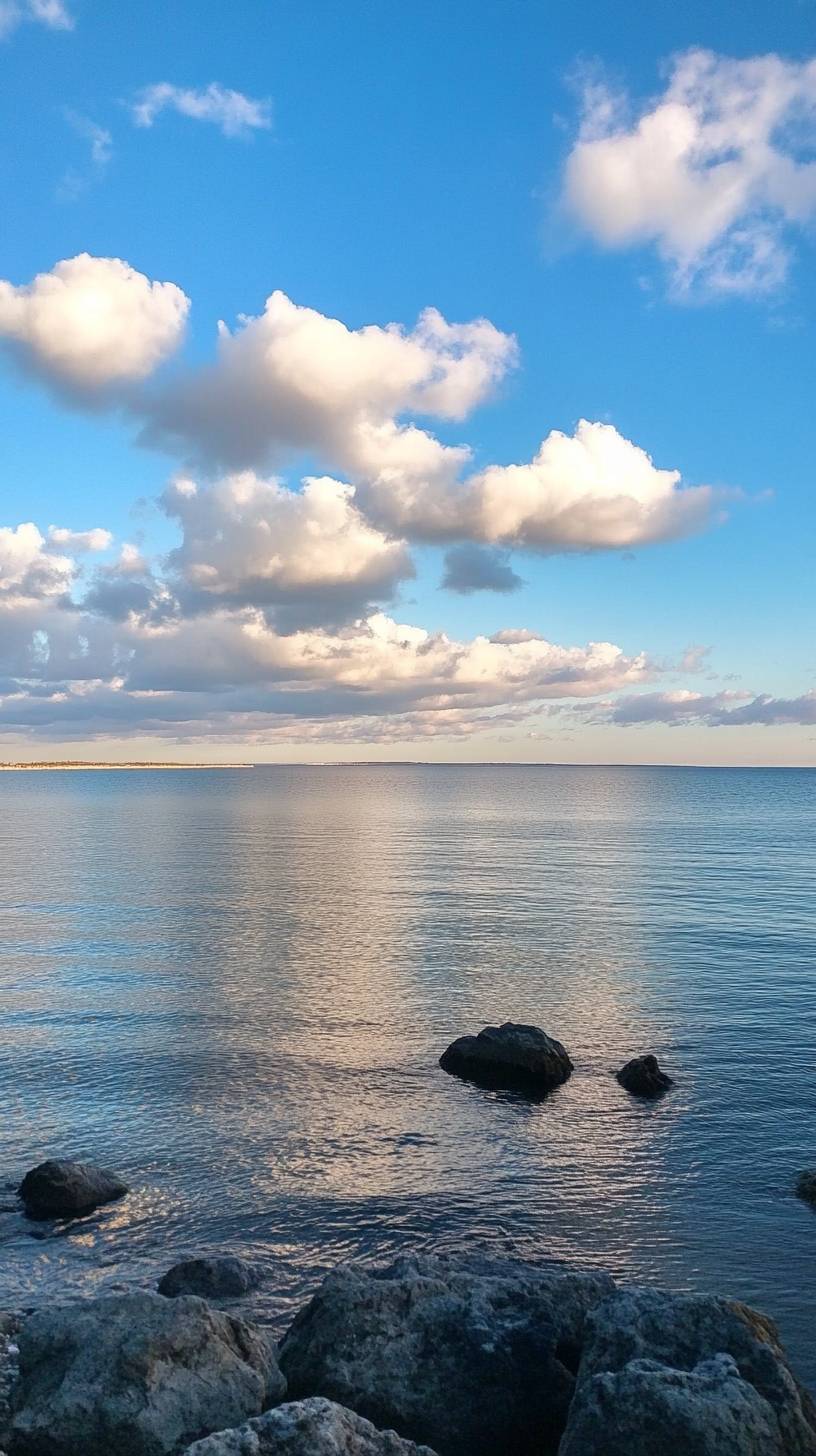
left=0, top=0, right=814, bottom=762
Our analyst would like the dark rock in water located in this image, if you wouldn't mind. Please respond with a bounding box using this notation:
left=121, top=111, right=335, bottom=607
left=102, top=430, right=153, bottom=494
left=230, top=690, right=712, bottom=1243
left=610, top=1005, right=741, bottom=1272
left=10, top=1290, right=286, bottom=1456
left=439, top=1022, right=573, bottom=1092
left=18, top=1160, right=128, bottom=1219
left=559, top=1352, right=789, bottom=1455
left=278, top=1252, right=614, bottom=1456
left=560, top=1286, right=816, bottom=1456
left=796, top=1170, right=816, bottom=1205
left=616, top=1054, right=673, bottom=1098
left=182, top=1397, right=439, bottom=1455
left=159, top=1256, right=261, bottom=1301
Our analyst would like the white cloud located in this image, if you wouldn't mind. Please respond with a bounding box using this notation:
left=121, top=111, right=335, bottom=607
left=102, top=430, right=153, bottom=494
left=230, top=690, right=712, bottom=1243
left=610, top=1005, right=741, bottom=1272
left=564, top=49, right=816, bottom=295
left=0, top=280, right=724, bottom=560
left=0, top=578, right=654, bottom=740
left=0, top=523, right=75, bottom=600
left=48, top=526, right=113, bottom=552
left=0, top=254, right=189, bottom=392
left=131, top=83, right=272, bottom=138
left=364, top=419, right=716, bottom=549
left=610, top=688, right=816, bottom=726
left=58, top=112, right=113, bottom=201
left=142, top=290, right=516, bottom=471
left=0, top=0, right=72, bottom=38
left=161, top=471, right=414, bottom=625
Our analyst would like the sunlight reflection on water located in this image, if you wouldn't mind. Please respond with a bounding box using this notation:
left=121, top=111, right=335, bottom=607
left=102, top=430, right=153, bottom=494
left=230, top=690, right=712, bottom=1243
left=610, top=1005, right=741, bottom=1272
left=1, top=765, right=815, bottom=1378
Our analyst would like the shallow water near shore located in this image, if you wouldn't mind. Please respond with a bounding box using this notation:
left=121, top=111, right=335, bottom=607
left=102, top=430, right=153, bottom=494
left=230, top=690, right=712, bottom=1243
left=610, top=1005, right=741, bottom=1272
left=1, top=765, right=815, bottom=1379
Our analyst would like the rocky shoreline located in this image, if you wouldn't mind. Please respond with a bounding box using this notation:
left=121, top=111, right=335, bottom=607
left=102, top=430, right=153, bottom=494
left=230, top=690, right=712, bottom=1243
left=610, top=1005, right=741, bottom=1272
left=2, top=1248, right=815, bottom=1456
left=3, top=1025, right=813, bottom=1454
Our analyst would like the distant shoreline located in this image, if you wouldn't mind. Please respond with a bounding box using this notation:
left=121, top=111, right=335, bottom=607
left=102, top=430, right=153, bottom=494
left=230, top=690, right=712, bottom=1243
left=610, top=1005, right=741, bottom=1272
left=0, top=762, right=254, bottom=772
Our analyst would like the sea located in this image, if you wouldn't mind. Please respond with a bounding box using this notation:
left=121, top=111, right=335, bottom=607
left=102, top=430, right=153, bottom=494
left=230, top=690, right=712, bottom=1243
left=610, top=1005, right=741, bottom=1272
left=1, top=765, right=814, bottom=1379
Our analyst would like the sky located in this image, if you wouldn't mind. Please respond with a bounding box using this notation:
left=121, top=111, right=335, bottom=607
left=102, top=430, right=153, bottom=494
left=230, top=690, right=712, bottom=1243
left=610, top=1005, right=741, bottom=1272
left=0, top=0, right=814, bottom=765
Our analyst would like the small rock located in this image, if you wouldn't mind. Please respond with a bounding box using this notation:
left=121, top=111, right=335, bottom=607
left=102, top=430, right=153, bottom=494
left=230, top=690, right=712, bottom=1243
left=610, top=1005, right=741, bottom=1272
left=796, top=1170, right=816, bottom=1205
left=18, top=1160, right=128, bottom=1219
left=559, top=1352, right=788, bottom=1455
left=616, top=1055, right=673, bottom=1098
left=570, top=1287, right=816, bottom=1455
left=182, top=1397, right=439, bottom=1455
left=439, top=1022, right=573, bottom=1092
left=279, top=1253, right=613, bottom=1456
left=159, top=1257, right=261, bottom=1301
left=10, top=1290, right=286, bottom=1456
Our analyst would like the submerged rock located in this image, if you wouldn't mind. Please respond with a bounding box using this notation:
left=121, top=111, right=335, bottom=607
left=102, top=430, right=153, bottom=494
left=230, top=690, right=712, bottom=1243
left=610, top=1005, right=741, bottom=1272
left=439, top=1023, right=573, bottom=1092
left=563, top=1287, right=816, bottom=1456
left=616, top=1054, right=673, bottom=1098
left=560, top=1352, right=789, bottom=1455
left=159, top=1257, right=261, bottom=1301
left=18, top=1159, right=128, bottom=1219
left=796, top=1170, right=816, bottom=1206
left=182, top=1397, right=439, bottom=1455
left=278, top=1253, right=613, bottom=1456
left=10, top=1290, right=286, bottom=1456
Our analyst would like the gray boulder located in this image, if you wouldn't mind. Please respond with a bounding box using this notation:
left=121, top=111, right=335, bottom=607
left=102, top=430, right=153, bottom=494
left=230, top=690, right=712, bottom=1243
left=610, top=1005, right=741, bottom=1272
left=568, top=1287, right=816, bottom=1456
left=559, top=1352, right=787, bottom=1455
left=439, top=1023, right=573, bottom=1092
left=616, top=1054, right=673, bottom=1097
left=159, top=1257, right=261, bottom=1301
left=10, top=1290, right=286, bottom=1456
left=278, top=1253, right=614, bottom=1456
left=182, top=1397, right=438, bottom=1455
left=18, top=1159, right=128, bottom=1218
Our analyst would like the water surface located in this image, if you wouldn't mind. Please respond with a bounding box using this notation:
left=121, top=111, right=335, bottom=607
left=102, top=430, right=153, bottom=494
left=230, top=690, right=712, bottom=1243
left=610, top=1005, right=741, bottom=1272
left=1, top=766, right=814, bottom=1378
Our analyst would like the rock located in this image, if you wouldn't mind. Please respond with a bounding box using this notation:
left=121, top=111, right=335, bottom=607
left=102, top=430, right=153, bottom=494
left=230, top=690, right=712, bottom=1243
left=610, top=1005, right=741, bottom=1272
left=159, top=1257, right=261, bottom=1301
left=182, top=1397, right=439, bottom=1455
left=796, top=1170, right=816, bottom=1205
left=18, top=1159, right=128, bottom=1218
left=438, top=1023, right=573, bottom=1092
left=559, top=1352, right=788, bottom=1455
left=278, top=1253, right=614, bottom=1456
left=10, top=1290, right=286, bottom=1456
left=0, top=1313, right=22, bottom=1451
left=616, top=1054, right=673, bottom=1098
left=567, top=1287, right=816, bottom=1456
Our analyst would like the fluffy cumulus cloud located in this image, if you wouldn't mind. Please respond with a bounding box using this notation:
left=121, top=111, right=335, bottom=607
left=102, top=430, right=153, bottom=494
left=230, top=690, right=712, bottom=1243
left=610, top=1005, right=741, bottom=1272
left=0, top=523, right=75, bottom=601
left=0, top=0, right=72, bottom=39
left=365, top=419, right=715, bottom=549
left=0, top=272, right=747, bottom=747
left=160, top=471, right=414, bottom=627
left=142, top=289, right=517, bottom=472
left=130, top=83, right=272, bottom=138
left=0, top=254, right=189, bottom=393
left=564, top=49, right=816, bottom=295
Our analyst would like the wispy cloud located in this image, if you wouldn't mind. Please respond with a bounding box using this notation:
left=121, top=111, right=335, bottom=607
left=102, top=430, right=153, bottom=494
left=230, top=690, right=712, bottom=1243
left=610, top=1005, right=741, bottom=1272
left=57, top=112, right=113, bottom=202
left=130, top=82, right=272, bottom=139
left=0, top=0, right=72, bottom=39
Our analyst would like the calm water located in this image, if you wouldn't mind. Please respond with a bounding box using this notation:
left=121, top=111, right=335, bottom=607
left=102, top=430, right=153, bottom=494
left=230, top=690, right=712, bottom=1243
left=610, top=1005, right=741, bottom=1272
left=1, top=765, right=815, bottom=1378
